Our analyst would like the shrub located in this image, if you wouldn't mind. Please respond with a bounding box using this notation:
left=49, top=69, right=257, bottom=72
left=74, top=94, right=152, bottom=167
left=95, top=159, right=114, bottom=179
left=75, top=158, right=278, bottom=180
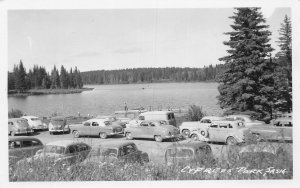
left=186, top=105, right=206, bottom=121
left=8, top=109, right=24, bottom=118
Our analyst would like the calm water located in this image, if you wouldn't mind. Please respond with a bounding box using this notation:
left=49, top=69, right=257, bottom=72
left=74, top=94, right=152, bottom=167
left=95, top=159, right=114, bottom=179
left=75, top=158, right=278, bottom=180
left=8, top=82, right=223, bottom=117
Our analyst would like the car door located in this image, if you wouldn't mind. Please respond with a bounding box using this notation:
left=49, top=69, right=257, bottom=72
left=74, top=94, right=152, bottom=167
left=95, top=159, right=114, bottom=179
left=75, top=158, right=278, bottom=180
left=80, top=121, right=92, bottom=136
left=122, top=144, right=139, bottom=163
left=207, top=123, right=219, bottom=141
left=283, top=121, right=292, bottom=140
left=21, top=139, right=43, bottom=158
left=139, top=122, right=151, bottom=138
left=64, top=145, right=79, bottom=164
left=90, top=121, right=100, bottom=136
left=217, top=123, right=229, bottom=142
left=9, top=140, right=23, bottom=164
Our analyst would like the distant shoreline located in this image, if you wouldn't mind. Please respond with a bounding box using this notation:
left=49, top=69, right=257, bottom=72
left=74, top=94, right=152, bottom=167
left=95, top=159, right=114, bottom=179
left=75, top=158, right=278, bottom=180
left=8, top=88, right=94, bottom=97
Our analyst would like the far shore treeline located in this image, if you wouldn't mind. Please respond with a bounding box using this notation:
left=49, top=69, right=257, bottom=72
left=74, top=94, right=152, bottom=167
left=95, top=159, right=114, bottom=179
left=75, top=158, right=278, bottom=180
left=80, top=65, right=224, bottom=85
left=8, top=62, right=84, bottom=92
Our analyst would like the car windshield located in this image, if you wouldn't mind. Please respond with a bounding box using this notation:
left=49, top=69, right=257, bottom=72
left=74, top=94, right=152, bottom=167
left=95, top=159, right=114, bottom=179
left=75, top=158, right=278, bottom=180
left=44, top=145, right=65, bottom=154
left=166, top=148, right=194, bottom=158
left=17, top=120, right=27, bottom=123
left=51, top=119, right=65, bottom=125
left=31, top=118, right=40, bottom=121
left=100, top=148, right=118, bottom=156
left=104, top=121, right=112, bottom=126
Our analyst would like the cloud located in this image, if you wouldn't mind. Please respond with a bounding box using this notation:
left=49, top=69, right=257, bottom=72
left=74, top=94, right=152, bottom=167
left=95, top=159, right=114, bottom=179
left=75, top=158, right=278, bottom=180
left=113, top=47, right=143, bottom=54
left=73, top=51, right=101, bottom=58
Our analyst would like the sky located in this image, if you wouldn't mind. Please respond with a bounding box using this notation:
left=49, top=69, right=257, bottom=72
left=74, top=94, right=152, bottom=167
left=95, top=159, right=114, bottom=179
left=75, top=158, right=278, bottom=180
left=8, top=8, right=291, bottom=72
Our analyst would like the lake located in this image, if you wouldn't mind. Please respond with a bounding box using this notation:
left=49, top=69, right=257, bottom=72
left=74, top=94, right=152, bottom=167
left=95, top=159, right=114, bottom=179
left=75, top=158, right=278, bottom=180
left=8, top=82, right=223, bottom=117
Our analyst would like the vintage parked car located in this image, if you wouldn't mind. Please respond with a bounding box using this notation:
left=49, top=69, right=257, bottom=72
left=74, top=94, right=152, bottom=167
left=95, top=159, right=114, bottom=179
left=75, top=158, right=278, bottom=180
left=19, top=140, right=92, bottom=166
left=9, top=137, right=43, bottom=165
left=138, top=111, right=177, bottom=127
left=225, top=114, right=265, bottom=127
left=96, top=115, right=129, bottom=128
left=180, top=116, right=225, bottom=138
left=237, top=143, right=291, bottom=168
left=165, top=142, right=215, bottom=166
left=124, top=120, right=180, bottom=142
left=21, top=116, right=48, bottom=131
left=83, top=141, right=149, bottom=165
left=8, top=118, right=34, bottom=136
left=190, top=120, right=250, bottom=145
left=70, top=118, right=124, bottom=139
left=49, top=116, right=70, bottom=135
left=249, top=117, right=292, bottom=141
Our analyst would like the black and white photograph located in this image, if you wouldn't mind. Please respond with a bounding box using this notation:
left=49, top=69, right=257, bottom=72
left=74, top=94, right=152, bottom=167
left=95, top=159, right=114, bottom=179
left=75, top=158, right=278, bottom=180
left=1, top=0, right=300, bottom=186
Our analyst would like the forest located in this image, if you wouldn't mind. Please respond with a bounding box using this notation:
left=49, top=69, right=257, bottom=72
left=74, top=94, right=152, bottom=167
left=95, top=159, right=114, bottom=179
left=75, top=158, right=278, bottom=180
left=80, top=64, right=225, bottom=85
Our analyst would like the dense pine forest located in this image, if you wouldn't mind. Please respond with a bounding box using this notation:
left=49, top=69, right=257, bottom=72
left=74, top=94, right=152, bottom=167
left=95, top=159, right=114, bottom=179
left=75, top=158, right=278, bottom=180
left=8, top=61, right=84, bottom=92
left=81, top=64, right=225, bottom=85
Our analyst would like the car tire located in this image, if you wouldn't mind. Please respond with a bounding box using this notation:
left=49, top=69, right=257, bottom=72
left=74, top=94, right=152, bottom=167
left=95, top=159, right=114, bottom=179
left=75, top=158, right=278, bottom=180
left=99, top=132, right=107, bottom=139
left=226, top=136, right=237, bottom=145
left=191, top=134, right=199, bottom=141
left=154, top=135, right=163, bottom=142
left=126, top=132, right=133, bottom=140
left=73, top=131, right=80, bottom=138
left=182, top=129, right=190, bottom=138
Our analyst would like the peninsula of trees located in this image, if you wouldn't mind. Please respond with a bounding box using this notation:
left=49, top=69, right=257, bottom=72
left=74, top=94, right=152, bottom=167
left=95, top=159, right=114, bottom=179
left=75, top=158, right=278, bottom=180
left=8, top=63, right=86, bottom=96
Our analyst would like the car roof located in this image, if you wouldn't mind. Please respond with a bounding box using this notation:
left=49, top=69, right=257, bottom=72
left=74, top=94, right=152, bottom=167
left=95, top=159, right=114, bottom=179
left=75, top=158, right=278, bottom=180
left=9, top=136, right=42, bottom=143
left=140, top=111, right=173, bottom=115
left=201, top=116, right=225, bottom=120
left=97, top=141, right=136, bottom=149
left=22, top=116, right=39, bottom=119
left=8, top=118, right=26, bottom=122
left=166, top=142, right=209, bottom=150
left=87, top=118, right=109, bottom=123
left=227, top=114, right=251, bottom=118
left=51, top=116, right=66, bottom=120
left=45, top=140, right=86, bottom=147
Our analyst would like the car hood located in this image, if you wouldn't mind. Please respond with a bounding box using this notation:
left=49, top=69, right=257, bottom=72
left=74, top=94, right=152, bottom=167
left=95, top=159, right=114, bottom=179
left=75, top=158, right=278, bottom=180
left=15, top=122, right=30, bottom=128
left=31, top=120, right=43, bottom=126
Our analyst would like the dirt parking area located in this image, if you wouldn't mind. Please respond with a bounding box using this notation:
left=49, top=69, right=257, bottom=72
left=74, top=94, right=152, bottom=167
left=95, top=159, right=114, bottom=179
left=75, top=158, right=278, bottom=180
left=10, top=130, right=293, bottom=164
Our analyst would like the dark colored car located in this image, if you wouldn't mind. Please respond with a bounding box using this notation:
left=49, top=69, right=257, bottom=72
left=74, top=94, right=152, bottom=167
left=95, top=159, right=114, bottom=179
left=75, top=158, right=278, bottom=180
left=165, top=142, right=215, bottom=166
left=9, top=137, right=43, bottom=165
left=19, top=140, right=92, bottom=166
left=84, top=141, right=149, bottom=165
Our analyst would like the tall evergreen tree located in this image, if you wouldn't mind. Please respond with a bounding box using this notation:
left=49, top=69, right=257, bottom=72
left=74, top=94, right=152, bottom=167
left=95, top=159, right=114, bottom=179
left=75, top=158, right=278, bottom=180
left=217, top=8, right=275, bottom=119
left=274, top=15, right=292, bottom=113
left=14, top=60, right=27, bottom=92
left=50, top=65, right=60, bottom=89
left=59, top=65, right=68, bottom=89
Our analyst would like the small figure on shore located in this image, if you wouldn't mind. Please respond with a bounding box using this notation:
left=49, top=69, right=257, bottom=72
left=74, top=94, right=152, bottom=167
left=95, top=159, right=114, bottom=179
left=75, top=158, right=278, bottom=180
left=124, top=102, right=128, bottom=111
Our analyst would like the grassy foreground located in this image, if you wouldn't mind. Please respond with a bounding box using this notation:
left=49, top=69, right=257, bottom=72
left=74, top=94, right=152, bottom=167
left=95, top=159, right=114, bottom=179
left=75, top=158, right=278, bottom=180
left=9, top=140, right=293, bottom=181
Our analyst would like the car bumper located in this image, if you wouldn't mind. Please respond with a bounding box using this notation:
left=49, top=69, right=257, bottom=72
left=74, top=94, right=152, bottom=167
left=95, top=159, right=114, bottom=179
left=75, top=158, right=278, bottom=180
left=15, top=129, right=34, bottom=134
left=110, top=131, right=124, bottom=135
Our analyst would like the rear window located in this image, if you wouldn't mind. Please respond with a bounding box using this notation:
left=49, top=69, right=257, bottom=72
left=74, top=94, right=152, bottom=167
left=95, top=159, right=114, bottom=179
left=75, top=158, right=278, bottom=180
left=166, top=148, right=193, bottom=158
left=167, top=113, right=175, bottom=120
left=100, top=148, right=118, bottom=156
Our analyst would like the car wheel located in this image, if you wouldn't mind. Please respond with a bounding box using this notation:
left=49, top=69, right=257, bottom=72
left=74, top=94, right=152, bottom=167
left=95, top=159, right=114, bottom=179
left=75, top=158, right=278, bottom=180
left=154, top=135, right=163, bottom=142
left=191, top=134, right=199, bottom=141
left=73, top=131, right=80, bottom=138
left=200, top=129, right=208, bottom=137
left=126, top=132, right=133, bottom=140
left=99, top=132, right=107, bottom=139
left=182, top=130, right=190, bottom=138
left=226, top=137, right=237, bottom=145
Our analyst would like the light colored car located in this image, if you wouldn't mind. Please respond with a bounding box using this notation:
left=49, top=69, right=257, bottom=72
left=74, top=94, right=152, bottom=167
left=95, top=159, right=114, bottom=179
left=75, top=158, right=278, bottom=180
left=8, top=118, right=34, bottom=136
left=124, top=120, right=180, bottom=142
left=180, top=116, right=225, bottom=137
left=96, top=115, right=129, bottom=128
left=70, top=118, right=124, bottom=139
left=138, top=111, right=177, bottom=127
left=226, top=114, right=265, bottom=127
left=190, top=120, right=250, bottom=145
left=83, top=141, right=149, bottom=165
left=21, top=116, right=48, bottom=131
left=49, top=116, right=70, bottom=135
left=165, top=142, right=215, bottom=166
left=249, top=117, right=292, bottom=141
left=20, top=140, right=92, bottom=166
left=9, top=137, right=43, bottom=165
